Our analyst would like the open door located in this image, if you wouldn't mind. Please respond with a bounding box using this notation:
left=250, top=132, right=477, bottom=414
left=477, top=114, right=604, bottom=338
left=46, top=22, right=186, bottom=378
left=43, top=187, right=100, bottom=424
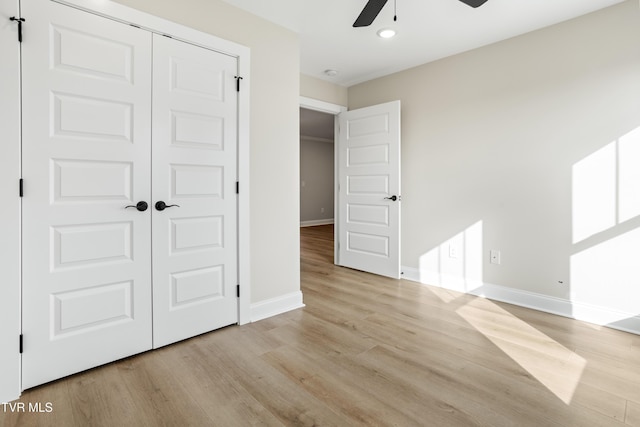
left=337, top=101, right=401, bottom=279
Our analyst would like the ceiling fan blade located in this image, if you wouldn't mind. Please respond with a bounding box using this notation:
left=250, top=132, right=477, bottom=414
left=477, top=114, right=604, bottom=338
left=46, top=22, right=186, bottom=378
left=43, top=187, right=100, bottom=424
left=458, top=0, right=489, bottom=7
left=353, top=0, right=388, bottom=27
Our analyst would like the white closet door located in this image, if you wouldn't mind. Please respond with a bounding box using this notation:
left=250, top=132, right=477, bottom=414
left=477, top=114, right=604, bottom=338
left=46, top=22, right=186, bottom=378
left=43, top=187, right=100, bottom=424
left=21, top=1, right=153, bottom=388
left=151, top=35, right=238, bottom=348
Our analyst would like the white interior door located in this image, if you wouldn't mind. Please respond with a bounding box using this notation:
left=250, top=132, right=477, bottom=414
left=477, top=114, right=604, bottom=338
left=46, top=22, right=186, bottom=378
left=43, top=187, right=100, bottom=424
left=21, top=1, right=153, bottom=388
left=338, top=101, right=401, bottom=279
left=151, top=35, right=238, bottom=348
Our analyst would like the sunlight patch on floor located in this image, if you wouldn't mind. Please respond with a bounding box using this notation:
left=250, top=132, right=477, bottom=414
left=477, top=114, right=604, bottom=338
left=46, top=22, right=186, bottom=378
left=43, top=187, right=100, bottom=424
left=456, top=297, right=587, bottom=404
left=427, top=286, right=464, bottom=304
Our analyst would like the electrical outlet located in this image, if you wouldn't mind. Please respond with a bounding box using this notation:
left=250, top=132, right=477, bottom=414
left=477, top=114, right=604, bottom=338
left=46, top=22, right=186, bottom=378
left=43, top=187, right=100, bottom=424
left=320, top=207, right=325, bottom=213
left=490, top=250, right=501, bottom=265
left=448, top=245, right=458, bottom=259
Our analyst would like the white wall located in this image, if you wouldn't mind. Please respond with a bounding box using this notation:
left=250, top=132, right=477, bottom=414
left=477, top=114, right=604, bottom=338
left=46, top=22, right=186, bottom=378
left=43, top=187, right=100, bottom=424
left=300, top=137, right=334, bottom=224
left=300, top=74, right=348, bottom=107
left=0, top=0, right=21, bottom=403
left=113, top=0, right=301, bottom=304
left=348, top=1, right=640, bottom=330
left=299, top=75, right=345, bottom=227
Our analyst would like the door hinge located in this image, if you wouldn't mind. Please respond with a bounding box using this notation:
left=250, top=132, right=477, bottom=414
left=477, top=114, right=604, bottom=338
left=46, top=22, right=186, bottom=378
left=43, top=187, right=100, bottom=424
left=19, top=179, right=23, bottom=197
left=235, top=76, right=243, bottom=92
left=236, top=181, right=239, bottom=194
left=236, top=284, right=240, bottom=298
left=19, top=334, right=23, bottom=354
left=9, top=16, right=25, bottom=43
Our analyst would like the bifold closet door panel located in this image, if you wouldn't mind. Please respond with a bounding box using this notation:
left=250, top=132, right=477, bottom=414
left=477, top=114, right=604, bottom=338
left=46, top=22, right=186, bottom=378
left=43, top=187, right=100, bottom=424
left=21, top=0, right=153, bottom=388
left=151, top=34, right=239, bottom=348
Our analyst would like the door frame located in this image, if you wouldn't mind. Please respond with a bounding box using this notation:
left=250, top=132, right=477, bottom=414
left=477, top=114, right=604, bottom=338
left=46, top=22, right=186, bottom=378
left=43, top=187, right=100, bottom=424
left=0, top=0, right=22, bottom=404
left=54, top=0, right=251, bottom=325
left=299, top=96, right=346, bottom=265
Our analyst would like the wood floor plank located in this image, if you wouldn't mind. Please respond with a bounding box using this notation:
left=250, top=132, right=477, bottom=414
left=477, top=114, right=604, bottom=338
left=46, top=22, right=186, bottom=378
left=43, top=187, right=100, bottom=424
left=359, top=344, right=558, bottom=427
left=199, top=338, right=347, bottom=426
left=66, top=363, right=144, bottom=427
left=267, top=339, right=472, bottom=426
left=626, top=400, right=640, bottom=426
left=344, top=314, right=568, bottom=424
left=158, top=337, right=284, bottom=427
left=261, top=346, right=421, bottom=426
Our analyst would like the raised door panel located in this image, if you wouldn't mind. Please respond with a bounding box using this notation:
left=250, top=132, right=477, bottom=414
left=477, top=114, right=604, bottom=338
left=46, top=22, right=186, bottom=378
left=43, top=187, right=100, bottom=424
left=151, top=34, right=238, bottom=348
left=21, top=1, right=153, bottom=388
left=52, top=159, right=133, bottom=202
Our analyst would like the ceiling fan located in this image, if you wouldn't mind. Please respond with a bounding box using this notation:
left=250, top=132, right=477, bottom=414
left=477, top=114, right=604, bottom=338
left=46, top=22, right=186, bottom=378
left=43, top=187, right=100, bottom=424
left=353, top=0, right=489, bottom=27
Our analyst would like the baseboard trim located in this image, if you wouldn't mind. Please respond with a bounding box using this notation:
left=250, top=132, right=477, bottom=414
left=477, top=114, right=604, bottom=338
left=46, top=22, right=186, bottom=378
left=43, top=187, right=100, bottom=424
left=300, top=219, right=334, bottom=227
left=402, top=266, right=640, bottom=336
left=250, top=291, right=305, bottom=322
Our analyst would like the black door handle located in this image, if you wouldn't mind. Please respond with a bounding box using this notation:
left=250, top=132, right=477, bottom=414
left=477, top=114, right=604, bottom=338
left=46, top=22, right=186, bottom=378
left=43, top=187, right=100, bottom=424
left=155, top=201, right=180, bottom=211
left=125, top=201, right=148, bottom=211
left=384, top=195, right=398, bottom=202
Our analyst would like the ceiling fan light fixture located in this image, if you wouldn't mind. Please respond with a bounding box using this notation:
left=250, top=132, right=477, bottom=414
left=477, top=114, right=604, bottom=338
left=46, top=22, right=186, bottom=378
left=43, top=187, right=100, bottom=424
left=377, top=28, right=396, bottom=39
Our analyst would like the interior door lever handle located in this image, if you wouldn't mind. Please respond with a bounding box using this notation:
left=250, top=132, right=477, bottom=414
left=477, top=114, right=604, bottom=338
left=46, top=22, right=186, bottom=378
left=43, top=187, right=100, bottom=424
left=155, top=201, right=180, bottom=211
left=125, top=201, right=148, bottom=211
left=384, top=195, right=399, bottom=202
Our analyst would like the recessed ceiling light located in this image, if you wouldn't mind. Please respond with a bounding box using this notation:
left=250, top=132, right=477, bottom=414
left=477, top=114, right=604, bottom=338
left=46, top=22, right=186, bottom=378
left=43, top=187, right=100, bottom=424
left=324, top=69, right=339, bottom=77
left=377, top=28, right=396, bottom=39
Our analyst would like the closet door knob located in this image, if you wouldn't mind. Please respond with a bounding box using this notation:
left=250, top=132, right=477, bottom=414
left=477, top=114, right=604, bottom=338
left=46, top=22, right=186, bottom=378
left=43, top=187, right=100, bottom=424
left=125, top=201, right=148, bottom=211
left=155, top=201, right=180, bottom=211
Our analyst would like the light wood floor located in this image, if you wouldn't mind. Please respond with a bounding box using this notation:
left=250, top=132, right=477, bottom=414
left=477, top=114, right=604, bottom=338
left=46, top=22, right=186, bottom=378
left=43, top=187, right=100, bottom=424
left=2, top=224, right=640, bottom=426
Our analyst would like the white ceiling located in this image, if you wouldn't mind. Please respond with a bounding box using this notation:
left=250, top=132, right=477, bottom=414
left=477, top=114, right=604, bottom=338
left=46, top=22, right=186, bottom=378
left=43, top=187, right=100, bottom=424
left=221, top=0, right=625, bottom=87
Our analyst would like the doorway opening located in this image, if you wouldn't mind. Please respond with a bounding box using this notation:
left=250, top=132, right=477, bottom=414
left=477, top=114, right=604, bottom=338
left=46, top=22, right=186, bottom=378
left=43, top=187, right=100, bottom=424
left=300, top=107, right=335, bottom=228
left=299, top=97, right=346, bottom=265
left=299, top=97, right=402, bottom=278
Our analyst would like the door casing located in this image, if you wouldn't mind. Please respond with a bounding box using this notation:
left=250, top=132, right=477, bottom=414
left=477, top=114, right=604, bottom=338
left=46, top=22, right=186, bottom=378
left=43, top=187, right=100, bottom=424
left=0, top=0, right=22, bottom=404
left=300, top=96, right=346, bottom=265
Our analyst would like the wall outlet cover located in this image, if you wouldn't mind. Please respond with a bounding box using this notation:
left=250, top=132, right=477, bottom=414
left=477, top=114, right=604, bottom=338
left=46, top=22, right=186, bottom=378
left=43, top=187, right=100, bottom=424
left=490, top=250, right=501, bottom=265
